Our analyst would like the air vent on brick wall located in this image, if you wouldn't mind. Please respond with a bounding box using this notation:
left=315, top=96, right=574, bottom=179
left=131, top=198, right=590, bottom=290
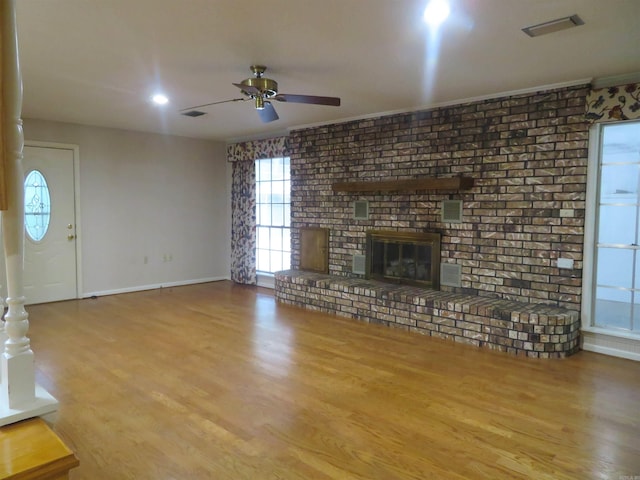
left=353, top=200, right=369, bottom=220
left=352, top=254, right=366, bottom=275
left=441, top=263, right=461, bottom=287
left=442, top=200, right=463, bottom=223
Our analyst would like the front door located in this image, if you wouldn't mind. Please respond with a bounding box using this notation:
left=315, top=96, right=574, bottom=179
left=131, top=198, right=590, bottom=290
left=22, top=144, right=78, bottom=305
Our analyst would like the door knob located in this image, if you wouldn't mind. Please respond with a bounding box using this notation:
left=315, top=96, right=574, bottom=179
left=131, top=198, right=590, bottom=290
left=68, top=234, right=75, bottom=240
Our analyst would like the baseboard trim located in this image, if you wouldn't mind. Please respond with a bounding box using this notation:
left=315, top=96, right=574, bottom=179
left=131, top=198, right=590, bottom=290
left=257, top=273, right=275, bottom=289
left=83, top=276, right=230, bottom=298
left=581, top=330, right=640, bottom=362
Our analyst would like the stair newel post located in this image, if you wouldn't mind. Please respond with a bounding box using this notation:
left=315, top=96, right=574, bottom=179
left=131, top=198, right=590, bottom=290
left=0, top=0, right=57, bottom=425
left=0, top=296, right=5, bottom=384
left=0, top=0, right=36, bottom=409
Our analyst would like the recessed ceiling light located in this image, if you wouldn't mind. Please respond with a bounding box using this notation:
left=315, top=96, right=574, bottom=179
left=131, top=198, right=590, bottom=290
left=522, top=14, right=584, bottom=37
left=423, top=0, right=450, bottom=27
left=151, top=94, right=169, bottom=105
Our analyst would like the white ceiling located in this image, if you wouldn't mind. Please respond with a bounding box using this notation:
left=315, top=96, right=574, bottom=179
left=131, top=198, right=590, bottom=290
left=16, top=0, right=640, bottom=142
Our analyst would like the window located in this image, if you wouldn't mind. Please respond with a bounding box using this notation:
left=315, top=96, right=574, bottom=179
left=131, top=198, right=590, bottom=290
left=589, top=120, right=640, bottom=335
left=256, top=157, right=291, bottom=273
left=24, top=169, right=51, bottom=242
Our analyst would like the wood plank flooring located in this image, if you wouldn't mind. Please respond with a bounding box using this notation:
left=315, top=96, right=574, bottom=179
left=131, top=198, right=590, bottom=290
left=25, top=281, right=640, bottom=479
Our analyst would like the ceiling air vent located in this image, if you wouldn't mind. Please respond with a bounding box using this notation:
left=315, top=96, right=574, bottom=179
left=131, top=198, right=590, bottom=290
left=442, top=200, right=463, bottom=223
left=441, top=263, right=461, bottom=288
left=182, top=110, right=207, bottom=117
left=352, top=254, right=366, bottom=275
left=522, top=14, right=584, bottom=38
left=353, top=200, right=369, bottom=220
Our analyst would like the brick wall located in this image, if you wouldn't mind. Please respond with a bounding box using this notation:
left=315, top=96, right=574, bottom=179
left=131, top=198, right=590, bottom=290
left=288, top=84, right=590, bottom=312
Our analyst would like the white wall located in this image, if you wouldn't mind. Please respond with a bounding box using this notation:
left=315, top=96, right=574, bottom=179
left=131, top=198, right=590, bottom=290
left=22, top=119, right=231, bottom=296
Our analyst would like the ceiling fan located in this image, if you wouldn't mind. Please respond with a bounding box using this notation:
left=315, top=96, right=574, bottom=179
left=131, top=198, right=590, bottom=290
left=181, top=65, right=341, bottom=123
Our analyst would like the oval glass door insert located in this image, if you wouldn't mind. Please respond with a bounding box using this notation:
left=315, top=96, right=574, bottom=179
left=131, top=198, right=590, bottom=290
left=24, top=169, right=51, bottom=241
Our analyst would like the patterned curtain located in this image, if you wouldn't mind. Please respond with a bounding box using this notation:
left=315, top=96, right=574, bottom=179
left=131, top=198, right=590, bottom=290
left=230, top=159, right=257, bottom=284
left=227, top=137, right=288, bottom=284
left=586, top=83, right=640, bottom=123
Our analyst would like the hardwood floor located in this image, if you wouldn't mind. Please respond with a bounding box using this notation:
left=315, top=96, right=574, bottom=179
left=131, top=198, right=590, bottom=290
left=26, top=281, right=640, bottom=479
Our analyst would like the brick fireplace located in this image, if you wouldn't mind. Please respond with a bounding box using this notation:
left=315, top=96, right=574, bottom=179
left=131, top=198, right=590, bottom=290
left=275, top=82, right=588, bottom=357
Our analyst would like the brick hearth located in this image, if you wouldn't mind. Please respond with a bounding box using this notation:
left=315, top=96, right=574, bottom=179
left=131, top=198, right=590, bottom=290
left=276, top=270, right=580, bottom=358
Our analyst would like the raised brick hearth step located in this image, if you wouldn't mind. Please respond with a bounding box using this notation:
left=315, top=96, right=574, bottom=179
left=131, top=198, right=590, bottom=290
left=275, top=270, right=580, bottom=358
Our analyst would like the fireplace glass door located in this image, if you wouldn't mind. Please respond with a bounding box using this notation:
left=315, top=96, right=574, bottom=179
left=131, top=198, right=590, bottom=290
left=366, top=231, right=440, bottom=289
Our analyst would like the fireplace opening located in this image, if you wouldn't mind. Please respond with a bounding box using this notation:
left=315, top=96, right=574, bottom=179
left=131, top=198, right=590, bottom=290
left=366, top=231, right=441, bottom=289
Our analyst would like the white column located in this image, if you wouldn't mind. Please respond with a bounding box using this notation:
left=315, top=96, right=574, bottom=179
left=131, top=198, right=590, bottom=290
left=0, top=0, right=57, bottom=426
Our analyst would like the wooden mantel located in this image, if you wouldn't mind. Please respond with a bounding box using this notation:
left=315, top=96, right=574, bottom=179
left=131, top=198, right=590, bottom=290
left=332, top=176, right=474, bottom=193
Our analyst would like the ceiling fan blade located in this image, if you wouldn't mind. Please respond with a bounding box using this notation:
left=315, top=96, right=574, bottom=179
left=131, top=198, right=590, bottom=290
left=233, top=83, right=262, bottom=96
left=274, top=93, right=341, bottom=106
left=258, top=102, right=279, bottom=123
left=180, top=97, right=247, bottom=111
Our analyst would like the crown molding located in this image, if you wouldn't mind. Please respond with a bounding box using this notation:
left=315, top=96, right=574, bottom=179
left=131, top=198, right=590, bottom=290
left=591, top=72, right=640, bottom=89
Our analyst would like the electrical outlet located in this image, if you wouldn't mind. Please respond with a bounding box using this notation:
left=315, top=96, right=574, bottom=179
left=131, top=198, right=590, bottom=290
left=557, top=258, right=574, bottom=269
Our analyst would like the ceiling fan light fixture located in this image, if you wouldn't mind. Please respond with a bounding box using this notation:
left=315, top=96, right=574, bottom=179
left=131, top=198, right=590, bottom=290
left=186, top=65, right=341, bottom=123
left=522, top=14, right=584, bottom=37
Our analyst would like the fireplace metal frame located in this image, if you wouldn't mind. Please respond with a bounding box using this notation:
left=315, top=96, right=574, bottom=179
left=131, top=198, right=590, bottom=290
left=365, top=230, right=441, bottom=289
